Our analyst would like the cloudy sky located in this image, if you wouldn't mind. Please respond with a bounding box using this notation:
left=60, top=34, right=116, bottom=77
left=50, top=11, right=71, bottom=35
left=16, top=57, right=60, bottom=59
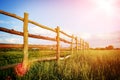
left=0, top=0, right=120, bottom=48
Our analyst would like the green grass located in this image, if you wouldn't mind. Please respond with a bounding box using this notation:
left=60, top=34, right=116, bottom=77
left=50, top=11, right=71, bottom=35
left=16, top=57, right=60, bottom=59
left=0, top=50, right=120, bottom=80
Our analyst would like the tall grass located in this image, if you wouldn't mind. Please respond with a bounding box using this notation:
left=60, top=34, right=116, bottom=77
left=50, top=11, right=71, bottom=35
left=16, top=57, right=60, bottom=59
left=0, top=50, right=120, bottom=80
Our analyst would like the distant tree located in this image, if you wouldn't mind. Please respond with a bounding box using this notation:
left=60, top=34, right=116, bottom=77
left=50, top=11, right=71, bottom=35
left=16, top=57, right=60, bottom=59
left=115, top=48, right=120, bottom=50
left=106, top=45, right=114, bottom=50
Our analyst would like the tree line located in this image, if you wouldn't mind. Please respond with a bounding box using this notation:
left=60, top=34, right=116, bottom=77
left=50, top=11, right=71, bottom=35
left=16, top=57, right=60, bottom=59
left=90, top=45, right=120, bottom=50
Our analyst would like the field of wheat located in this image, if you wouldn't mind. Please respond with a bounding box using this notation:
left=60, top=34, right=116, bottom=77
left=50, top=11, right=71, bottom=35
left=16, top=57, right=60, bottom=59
left=0, top=49, right=120, bottom=80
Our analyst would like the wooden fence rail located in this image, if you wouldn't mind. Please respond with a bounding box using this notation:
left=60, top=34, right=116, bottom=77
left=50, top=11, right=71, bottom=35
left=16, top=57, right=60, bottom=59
left=0, top=27, right=71, bottom=43
left=0, top=10, right=56, bottom=32
left=0, top=43, right=55, bottom=48
left=0, top=10, right=89, bottom=76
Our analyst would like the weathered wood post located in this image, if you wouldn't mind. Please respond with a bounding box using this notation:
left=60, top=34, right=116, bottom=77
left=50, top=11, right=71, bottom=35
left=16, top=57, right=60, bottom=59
left=86, top=43, right=87, bottom=50
left=83, top=40, right=84, bottom=50
left=15, top=12, right=29, bottom=76
left=56, top=26, right=60, bottom=61
left=85, top=42, right=87, bottom=50
left=86, top=42, right=88, bottom=50
left=76, top=36, right=78, bottom=53
left=88, top=43, right=89, bottom=49
left=78, top=39, right=80, bottom=50
left=23, top=12, right=29, bottom=70
left=71, top=35, right=74, bottom=54
left=80, top=38, right=82, bottom=50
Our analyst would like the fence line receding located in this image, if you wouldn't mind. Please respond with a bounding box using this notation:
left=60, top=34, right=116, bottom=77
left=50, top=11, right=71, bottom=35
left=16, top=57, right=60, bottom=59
left=0, top=10, right=89, bottom=76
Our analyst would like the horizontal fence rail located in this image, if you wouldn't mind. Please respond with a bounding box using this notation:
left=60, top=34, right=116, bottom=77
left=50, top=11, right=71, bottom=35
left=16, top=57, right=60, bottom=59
left=0, top=27, right=71, bottom=43
left=0, top=43, right=55, bottom=48
left=0, top=10, right=56, bottom=32
left=0, top=27, right=56, bottom=41
left=60, top=30, right=73, bottom=38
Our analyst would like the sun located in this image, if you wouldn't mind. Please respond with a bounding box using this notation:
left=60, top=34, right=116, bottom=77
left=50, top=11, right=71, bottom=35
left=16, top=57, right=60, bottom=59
left=94, top=0, right=115, bottom=16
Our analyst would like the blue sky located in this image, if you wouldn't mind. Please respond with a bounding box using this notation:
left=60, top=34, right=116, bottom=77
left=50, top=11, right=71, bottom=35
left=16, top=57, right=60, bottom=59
left=0, top=0, right=120, bottom=48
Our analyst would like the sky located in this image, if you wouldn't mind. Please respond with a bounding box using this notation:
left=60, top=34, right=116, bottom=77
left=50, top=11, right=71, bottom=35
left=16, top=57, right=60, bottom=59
left=0, top=0, right=120, bottom=48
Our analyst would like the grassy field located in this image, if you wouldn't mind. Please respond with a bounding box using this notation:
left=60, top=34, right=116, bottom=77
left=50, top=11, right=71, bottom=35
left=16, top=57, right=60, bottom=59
left=0, top=49, right=120, bottom=80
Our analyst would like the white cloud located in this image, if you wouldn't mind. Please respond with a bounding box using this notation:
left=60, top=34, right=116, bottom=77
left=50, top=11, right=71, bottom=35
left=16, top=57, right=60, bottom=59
left=0, top=37, right=23, bottom=44
left=6, top=38, right=18, bottom=43
left=28, top=25, right=56, bottom=38
left=0, top=20, right=15, bottom=24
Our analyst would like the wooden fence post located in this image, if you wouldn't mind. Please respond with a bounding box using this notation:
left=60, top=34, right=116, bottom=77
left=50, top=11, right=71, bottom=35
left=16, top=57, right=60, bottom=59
left=87, top=42, right=89, bottom=50
left=80, top=38, right=82, bottom=50
left=84, top=41, right=85, bottom=50
left=84, top=41, right=86, bottom=50
left=76, top=36, right=78, bottom=53
left=56, top=26, right=60, bottom=61
left=71, top=35, right=74, bottom=54
left=23, top=13, right=29, bottom=69
left=88, top=43, right=89, bottom=49
left=82, top=40, right=84, bottom=50
left=78, top=38, right=80, bottom=50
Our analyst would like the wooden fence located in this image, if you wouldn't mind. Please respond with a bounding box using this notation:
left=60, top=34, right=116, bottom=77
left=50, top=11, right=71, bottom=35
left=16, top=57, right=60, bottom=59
left=0, top=10, right=89, bottom=75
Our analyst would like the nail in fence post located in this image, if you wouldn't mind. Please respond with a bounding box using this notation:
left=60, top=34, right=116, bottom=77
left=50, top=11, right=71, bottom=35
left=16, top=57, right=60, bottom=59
left=23, top=13, right=29, bottom=69
left=56, top=26, right=60, bottom=61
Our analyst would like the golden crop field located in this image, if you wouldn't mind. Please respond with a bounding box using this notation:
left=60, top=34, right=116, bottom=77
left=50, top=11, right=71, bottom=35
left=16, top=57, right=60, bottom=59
left=0, top=49, right=120, bottom=80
